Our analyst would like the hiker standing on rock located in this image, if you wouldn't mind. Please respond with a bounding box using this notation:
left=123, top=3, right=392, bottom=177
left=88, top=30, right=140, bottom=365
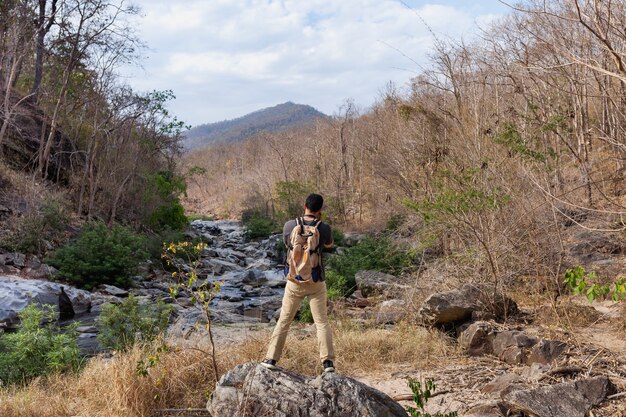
left=262, top=193, right=336, bottom=374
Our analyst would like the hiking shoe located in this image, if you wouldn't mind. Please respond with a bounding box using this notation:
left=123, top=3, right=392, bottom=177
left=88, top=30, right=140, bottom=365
left=322, top=360, right=335, bottom=373
left=260, top=359, right=277, bottom=370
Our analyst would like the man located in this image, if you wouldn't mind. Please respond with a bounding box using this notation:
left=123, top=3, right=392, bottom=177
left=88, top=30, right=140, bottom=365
left=261, top=193, right=336, bottom=373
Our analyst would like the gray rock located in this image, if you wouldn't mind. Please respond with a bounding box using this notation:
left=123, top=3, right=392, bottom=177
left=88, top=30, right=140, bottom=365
left=492, top=331, right=538, bottom=365
left=355, top=270, right=410, bottom=298
left=0, top=252, right=26, bottom=268
left=502, top=376, right=615, bottom=417
left=95, top=284, right=129, bottom=297
left=419, top=284, right=518, bottom=326
left=527, top=339, right=568, bottom=365
left=207, top=362, right=408, bottom=417
left=464, top=402, right=507, bottom=417
left=76, top=325, right=98, bottom=333
left=241, top=269, right=268, bottom=286
left=0, top=275, right=91, bottom=329
left=481, top=373, right=524, bottom=396
left=458, top=321, right=496, bottom=356
left=375, top=299, right=407, bottom=324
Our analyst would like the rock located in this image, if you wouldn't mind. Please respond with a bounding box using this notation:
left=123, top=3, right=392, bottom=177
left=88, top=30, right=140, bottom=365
left=355, top=270, right=410, bottom=298
left=76, top=325, right=98, bottom=333
left=458, top=321, right=496, bottom=356
left=418, top=284, right=518, bottom=326
left=0, top=252, right=26, bottom=268
left=375, top=299, right=407, bottom=324
left=95, top=284, right=129, bottom=297
left=492, top=331, right=538, bottom=365
left=207, top=362, right=408, bottom=417
left=241, top=269, right=268, bottom=286
left=464, top=402, right=507, bottom=417
left=76, top=332, right=103, bottom=355
left=522, top=363, right=551, bottom=381
left=527, top=339, right=568, bottom=365
left=481, top=373, right=524, bottom=396
left=0, top=275, right=91, bottom=329
left=502, top=376, right=615, bottom=417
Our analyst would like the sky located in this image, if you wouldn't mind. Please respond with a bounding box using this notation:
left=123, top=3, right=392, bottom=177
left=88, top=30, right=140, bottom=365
left=120, top=1, right=510, bottom=126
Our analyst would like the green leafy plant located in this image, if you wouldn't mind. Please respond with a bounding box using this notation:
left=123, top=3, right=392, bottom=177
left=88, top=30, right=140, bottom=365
left=325, top=236, right=413, bottom=297
left=47, top=221, right=147, bottom=290
left=563, top=266, right=626, bottom=303
left=97, top=294, right=171, bottom=351
left=406, top=378, right=457, bottom=417
left=243, top=212, right=278, bottom=239
left=0, top=304, right=81, bottom=386
left=145, top=170, right=188, bottom=232
left=331, top=227, right=345, bottom=247
left=162, top=241, right=220, bottom=383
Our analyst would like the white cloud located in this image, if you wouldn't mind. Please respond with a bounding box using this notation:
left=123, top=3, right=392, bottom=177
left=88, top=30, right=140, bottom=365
left=121, top=0, right=507, bottom=125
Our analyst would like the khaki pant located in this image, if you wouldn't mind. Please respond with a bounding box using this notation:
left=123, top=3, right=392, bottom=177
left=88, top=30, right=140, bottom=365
left=266, top=280, right=335, bottom=362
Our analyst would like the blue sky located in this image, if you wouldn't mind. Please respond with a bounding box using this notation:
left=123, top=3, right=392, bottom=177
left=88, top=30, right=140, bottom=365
left=120, top=1, right=510, bottom=126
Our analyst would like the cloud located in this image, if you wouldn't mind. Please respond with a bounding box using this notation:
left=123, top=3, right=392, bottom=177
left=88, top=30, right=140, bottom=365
left=121, top=0, right=507, bottom=125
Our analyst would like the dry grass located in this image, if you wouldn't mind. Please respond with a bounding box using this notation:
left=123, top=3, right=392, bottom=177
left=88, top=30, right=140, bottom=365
left=0, top=321, right=455, bottom=417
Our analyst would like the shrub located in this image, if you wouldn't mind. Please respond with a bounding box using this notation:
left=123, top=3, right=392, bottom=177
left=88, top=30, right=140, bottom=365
left=0, top=304, right=81, bottom=386
left=97, top=295, right=172, bottom=351
left=243, top=213, right=278, bottom=239
left=297, top=298, right=314, bottom=323
left=331, top=227, right=345, bottom=247
left=326, top=236, right=413, bottom=297
left=149, top=200, right=187, bottom=232
left=47, top=222, right=147, bottom=290
left=406, top=378, right=457, bottom=417
left=3, top=199, right=69, bottom=255
left=145, top=171, right=188, bottom=232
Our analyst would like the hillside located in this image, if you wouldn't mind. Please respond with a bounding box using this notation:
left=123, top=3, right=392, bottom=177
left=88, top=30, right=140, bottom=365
left=183, top=102, right=327, bottom=150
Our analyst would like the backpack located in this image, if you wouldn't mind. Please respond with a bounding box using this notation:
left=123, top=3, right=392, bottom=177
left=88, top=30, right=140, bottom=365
left=286, top=217, right=323, bottom=283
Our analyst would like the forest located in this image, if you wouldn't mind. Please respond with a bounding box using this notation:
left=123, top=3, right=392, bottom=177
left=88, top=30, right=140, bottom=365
left=1, top=0, right=625, bottom=416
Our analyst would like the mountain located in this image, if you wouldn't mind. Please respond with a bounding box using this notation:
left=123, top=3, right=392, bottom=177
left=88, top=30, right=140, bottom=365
left=183, top=102, right=328, bottom=151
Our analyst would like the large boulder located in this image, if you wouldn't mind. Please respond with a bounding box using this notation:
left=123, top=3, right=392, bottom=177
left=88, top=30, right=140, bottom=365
left=0, top=275, right=91, bottom=329
left=418, top=284, right=518, bottom=326
left=207, top=362, right=408, bottom=417
left=355, top=270, right=410, bottom=298
left=502, top=376, right=615, bottom=417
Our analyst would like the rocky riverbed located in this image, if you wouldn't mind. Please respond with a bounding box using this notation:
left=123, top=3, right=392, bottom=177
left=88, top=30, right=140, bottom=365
left=0, top=219, right=289, bottom=353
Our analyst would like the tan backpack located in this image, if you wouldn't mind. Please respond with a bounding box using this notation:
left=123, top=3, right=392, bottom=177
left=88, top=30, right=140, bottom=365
left=286, top=217, right=322, bottom=283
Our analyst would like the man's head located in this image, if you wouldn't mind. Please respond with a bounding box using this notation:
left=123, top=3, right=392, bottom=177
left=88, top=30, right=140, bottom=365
left=305, top=193, right=324, bottom=214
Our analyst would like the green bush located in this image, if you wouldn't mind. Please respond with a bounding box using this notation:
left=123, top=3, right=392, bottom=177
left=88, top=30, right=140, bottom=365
left=97, top=295, right=172, bottom=351
left=297, top=298, right=314, bottom=323
left=149, top=200, right=187, bottom=232
left=47, top=222, right=147, bottom=290
left=331, top=227, right=345, bottom=247
left=326, top=236, right=413, bottom=297
left=145, top=171, right=188, bottom=232
left=0, top=304, right=81, bottom=386
left=243, top=213, right=278, bottom=239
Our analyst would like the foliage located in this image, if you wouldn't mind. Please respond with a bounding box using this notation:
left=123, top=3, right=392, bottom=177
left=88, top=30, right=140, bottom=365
left=563, top=266, right=626, bottom=303
left=493, top=122, right=548, bottom=162
left=274, top=180, right=316, bottom=221
left=325, top=236, right=413, bottom=297
left=97, top=295, right=172, bottom=351
left=298, top=298, right=314, bottom=323
left=403, top=168, right=510, bottom=224
left=0, top=304, right=81, bottom=386
left=3, top=199, right=69, bottom=255
left=47, top=222, right=147, bottom=290
left=406, top=378, right=458, bottom=417
left=162, top=241, right=220, bottom=382
left=146, top=171, right=188, bottom=232
left=331, top=227, right=345, bottom=247
left=243, top=212, right=279, bottom=239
